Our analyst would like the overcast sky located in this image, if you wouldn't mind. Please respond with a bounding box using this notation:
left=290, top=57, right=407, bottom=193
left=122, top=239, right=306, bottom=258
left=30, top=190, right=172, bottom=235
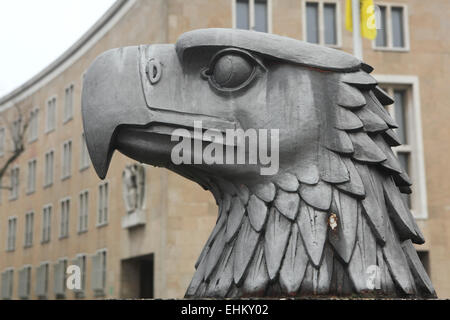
left=0, top=0, right=116, bottom=97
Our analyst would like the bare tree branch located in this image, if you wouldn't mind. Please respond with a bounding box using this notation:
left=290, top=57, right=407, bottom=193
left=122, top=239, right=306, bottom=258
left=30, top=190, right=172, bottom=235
left=0, top=103, right=31, bottom=188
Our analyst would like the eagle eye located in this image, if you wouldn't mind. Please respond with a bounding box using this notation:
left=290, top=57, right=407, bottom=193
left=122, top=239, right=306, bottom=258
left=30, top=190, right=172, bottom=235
left=202, top=49, right=264, bottom=92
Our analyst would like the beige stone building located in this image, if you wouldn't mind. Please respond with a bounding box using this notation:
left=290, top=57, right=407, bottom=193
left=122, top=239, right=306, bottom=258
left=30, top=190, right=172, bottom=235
left=0, top=0, right=448, bottom=299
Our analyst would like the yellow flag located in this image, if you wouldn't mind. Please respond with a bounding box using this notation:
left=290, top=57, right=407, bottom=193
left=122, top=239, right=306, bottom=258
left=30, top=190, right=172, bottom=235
left=345, top=0, right=377, bottom=40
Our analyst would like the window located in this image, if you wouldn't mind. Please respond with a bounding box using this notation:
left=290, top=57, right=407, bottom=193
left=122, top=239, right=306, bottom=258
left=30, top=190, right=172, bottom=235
left=9, top=166, right=19, bottom=200
left=42, top=205, right=52, bottom=243
left=73, top=254, right=86, bottom=298
left=28, top=108, right=39, bottom=142
left=54, top=258, right=67, bottom=298
left=60, top=198, right=70, bottom=238
left=35, top=262, right=49, bottom=299
left=80, top=133, right=90, bottom=170
left=377, top=76, right=428, bottom=219
left=1, top=269, right=14, bottom=300
left=11, top=117, right=22, bottom=151
left=0, top=127, right=5, bottom=156
left=92, top=250, right=107, bottom=296
left=64, top=84, right=74, bottom=123
left=27, top=159, right=37, bottom=194
left=18, top=266, right=31, bottom=299
left=44, top=150, right=54, bottom=187
left=97, top=182, right=109, bottom=226
left=62, top=140, right=72, bottom=179
left=24, top=212, right=34, bottom=248
left=304, top=1, right=340, bottom=46
left=373, top=4, right=409, bottom=50
left=234, top=0, right=270, bottom=33
left=46, top=97, right=56, bottom=132
left=78, top=191, right=89, bottom=233
left=7, top=217, right=17, bottom=251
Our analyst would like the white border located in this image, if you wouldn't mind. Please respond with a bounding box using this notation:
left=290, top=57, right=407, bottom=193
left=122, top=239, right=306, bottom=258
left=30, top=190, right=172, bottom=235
left=373, top=74, right=428, bottom=219
left=372, top=3, right=410, bottom=52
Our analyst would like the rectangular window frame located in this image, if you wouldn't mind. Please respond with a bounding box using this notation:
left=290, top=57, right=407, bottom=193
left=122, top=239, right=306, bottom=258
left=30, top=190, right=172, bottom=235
left=6, top=216, right=17, bottom=252
left=302, top=0, right=342, bottom=48
left=43, top=149, right=55, bottom=188
left=28, top=107, right=39, bottom=143
left=61, top=140, right=72, bottom=180
left=41, top=204, right=52, bottom=244
left=24, top=211, right=34, bottom=248
left=45, top=96, right=57, bottom=133
left=1, top=268, right=14, bottom=300
left=232, top=0, right=273, bottom=33
left=80, top=133, right=90, bottom=171
left=74, top=253, right=87, bottom=298
left=78, top=190, right=89, bottom=234
left=97, top=182, right=109, bottom=227
left=375, top=74, right=428, bottom=219
left=63, top=84, right=74, bottom=124
left=18, top=265, right=32, bottom=300
left=26, top=158, right=37, bottom=195
left=91, top=249, right=107, bottom=296
left=35, top=262, right=49, bottom=299
left=59, top=197, right=71, bottom=239
left=372, top=3, right=410, bottom=52
left=9, top=166, right=20, bottom=201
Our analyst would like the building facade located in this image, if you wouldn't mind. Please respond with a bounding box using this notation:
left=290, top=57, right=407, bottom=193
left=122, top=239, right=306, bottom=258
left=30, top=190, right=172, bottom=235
left=0, top=0, right=448, bottom=299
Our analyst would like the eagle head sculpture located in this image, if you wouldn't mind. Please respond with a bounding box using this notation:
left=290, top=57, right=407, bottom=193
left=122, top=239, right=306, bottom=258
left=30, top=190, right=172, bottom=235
left=82, top=29, right=435, bottom=298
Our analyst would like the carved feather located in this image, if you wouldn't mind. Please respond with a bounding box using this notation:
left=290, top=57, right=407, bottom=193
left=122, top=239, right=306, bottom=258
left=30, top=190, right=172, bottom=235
left=377, top=245, right=397, bottom=294
left=186, top=249, right=208, bottom=297
left=335, top=105, right=364, bottom=131
left=274, top=189, right=300, bottom=221
left=317, top=244, right=334, bottom=294
left=293, top=162, right=320, bottom=185
left=225, top=196, right=246, bottom=242
left=373, top=85, right=395, bottom=105
left=204, top=226, right=227, bottom=280
left=349, top=131, right=387, bottom=163
left=335, top=157, right=365, bottom=198
left=355, top=163, right=387, bottom=243
left=347, top=206, right=377, bottom=292
left=324, top=128, right=354, bottom=154
left=247, top=194, right=269, bottom=232
left=279, top=223, right=309, bottom=294
left=373, top=134, right=404, bottom=174
left=382, top=219, right=416, bottom=295
left=233, top=215, right=260, bottom=286
left=264, top=207, right=292, bottom=280
left=340, top=70, right=377, bottom=89
left=329, top=189, right=358, bottom=263
left=195, top=212, right=226, bottom=268
left=273, top=172, right=299, bottom=192
left=383, top=129, right=402, bottom=147
left=365, top=91, right=398, bottom=128
left=251, top=182, right=276, bottom=202
left=242, top=242, right=270, bottom=296
left=337, top=82, right=367, bottom=108
left=354, top=106, right=389, bottom=133
left=382, top=176, right=420, bottom=242
left=297, top=201, right=328, bottom=267
left=401, top=240, right=436, bottom=297
left=299, top=180, right=332, bottom=211
left=206, top=243, right=235, bottom=297
left=319, top=148, right=350, bottom=184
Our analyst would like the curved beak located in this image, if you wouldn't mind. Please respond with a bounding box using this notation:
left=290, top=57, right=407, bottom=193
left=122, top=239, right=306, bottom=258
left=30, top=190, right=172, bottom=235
left=82, top=46, right=151, bottom=179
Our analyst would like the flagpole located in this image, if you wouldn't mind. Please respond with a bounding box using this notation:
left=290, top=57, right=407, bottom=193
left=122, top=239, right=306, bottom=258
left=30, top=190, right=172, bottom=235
left=352, top=0, right=363, bottom=60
